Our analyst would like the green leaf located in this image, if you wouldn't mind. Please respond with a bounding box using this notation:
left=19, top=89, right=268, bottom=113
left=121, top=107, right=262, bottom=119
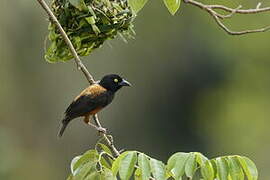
left=128, top=0, right=149, bottom=14
left=228, top=157, right=244, bottom=180
left=68, top=0, right=87, bottom=11
left=101, top=168, right=116, bottom=180
left=209, top=159, right=218, bottom=177
left=138, top=153, right=151, bottom=180
left=167, top=152, right=190, bottom=179
left=87, top=6, right=97, bottom=19
left=73, top=162, right=96, bottom=180
left=200, top=160, right=214, bottom=180
left=85, top=16, right=96, bottom=24
left=216, top=158, right=229, bottom=180
left=185, top=152, right=197, bottom=178
left=195, top=152, right=208, bottom=166
left=150, top=158, right=166, bottom=180
left=100, top=156, right=112, bottom=169
left=97, top=143, right=113, bottom=156
left=72, top=36, right=81, bottom=50
left=72, top=150, right=98, bottom=174
left=119, top=151, right=137, bottom=180
left=111, top=151, right=131, bottom=177
left=163, top=0, right=181, bottom=15
left=45, top=41, right=57, bottom=63
left=237, top=156, right=258, bottom=180
left=91, top=24, right=101, bottom=35
left=71, top=155, right=82, bottom=175
left=84, top=171, right=101, bottom=180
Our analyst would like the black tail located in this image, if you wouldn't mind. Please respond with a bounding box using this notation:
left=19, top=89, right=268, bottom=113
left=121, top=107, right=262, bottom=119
left=57, top=117, right=71, bottom=138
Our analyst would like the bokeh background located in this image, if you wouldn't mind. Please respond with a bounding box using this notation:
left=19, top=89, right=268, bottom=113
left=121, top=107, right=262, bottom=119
left=1, top=0, right=270, bottom=179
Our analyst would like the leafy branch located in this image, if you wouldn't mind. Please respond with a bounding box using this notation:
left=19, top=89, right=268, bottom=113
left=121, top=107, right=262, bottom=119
left=129, top=0, right=270, bottom=35
left=45, top=0, right=134, bottom=62
left=67, top=142, right=258, bottom=180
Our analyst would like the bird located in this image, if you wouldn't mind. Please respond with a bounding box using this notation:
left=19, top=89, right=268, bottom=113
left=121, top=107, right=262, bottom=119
left=58, top=74, right=131, bottom=137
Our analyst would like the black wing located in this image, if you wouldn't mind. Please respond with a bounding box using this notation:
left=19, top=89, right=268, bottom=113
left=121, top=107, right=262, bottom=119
left=65, top=93, right=108, bottom=119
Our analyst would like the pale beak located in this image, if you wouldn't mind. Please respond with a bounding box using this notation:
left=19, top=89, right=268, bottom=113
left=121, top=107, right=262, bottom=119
left=119, top=79, right=132, bottom=87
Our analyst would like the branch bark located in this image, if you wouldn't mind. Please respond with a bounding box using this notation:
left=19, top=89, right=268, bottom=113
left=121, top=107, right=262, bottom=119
left=36, top=0, right=120, bottom=157
left=183, top=0, right=270, bottom=35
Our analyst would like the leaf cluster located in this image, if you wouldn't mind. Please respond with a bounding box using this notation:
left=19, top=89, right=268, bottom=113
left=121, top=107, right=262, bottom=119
left=46, top=0, right=135, bottom=62
left=67, top=143, right=258, bottom=180
left=45, top=0, right=182, bottom=63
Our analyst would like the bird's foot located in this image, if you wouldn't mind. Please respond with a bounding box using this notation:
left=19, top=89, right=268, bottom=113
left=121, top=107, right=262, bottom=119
left=87, top=122, right=107, bottom=134
left=96, top=127, right=107, bottom=134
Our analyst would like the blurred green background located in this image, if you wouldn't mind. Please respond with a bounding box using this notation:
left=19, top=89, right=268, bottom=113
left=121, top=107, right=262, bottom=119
left=1, top=0, right=270, bottom=179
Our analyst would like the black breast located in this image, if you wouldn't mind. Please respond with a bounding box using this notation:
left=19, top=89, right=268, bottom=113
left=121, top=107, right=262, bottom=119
left=103, top=91, right=115, bottom=107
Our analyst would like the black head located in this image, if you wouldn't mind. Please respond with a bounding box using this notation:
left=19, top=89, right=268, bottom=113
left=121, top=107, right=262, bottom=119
left=99, top=74, right=131, bottom=92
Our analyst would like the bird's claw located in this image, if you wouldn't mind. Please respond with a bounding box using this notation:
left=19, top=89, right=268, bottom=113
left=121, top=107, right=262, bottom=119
left=97, top=127, right=107, bottom=134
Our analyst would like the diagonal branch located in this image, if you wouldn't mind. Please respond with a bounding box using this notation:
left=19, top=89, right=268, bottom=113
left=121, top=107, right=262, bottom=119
left=36, top=0, right=120, bottom=157
left=207, top=4, right=270, bottom=14
left=183, top=0, right=270, bottom=35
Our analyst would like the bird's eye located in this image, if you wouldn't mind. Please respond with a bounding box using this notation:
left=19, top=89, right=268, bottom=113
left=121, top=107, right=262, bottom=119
left=114, top=78, right=119, bottom=83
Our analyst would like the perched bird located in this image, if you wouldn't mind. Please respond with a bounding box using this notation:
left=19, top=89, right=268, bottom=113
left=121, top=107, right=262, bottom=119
left=58, top=74, right=131, bottom=137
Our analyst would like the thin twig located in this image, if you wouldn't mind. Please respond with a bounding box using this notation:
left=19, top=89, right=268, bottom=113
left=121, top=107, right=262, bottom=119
left=207, top=4, right=270, bottom=14
left=36, top=0, right=120, bottom=157
left=93, top=114, right=120, bottom=156
left=216, top=5, right=242, bottom=19
left=183, top=0, right=270, bottom=35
